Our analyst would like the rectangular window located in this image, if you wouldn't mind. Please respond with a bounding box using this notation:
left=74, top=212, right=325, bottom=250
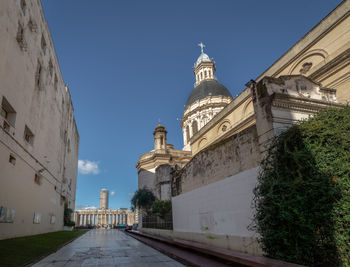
left=41, top=35, right=47, bottom=54
left=16, top=23, right=27, bottom=51
left=24, top=125, right=34, bottom=145
left=34, top=174, right=42, bottom=185
left=54, top=74, right=58, bottom=90
left=20, top=0, right=27, bottom=15
left=35, top=61, right=42, bottom=89
left=49, top=60, right=53, bottom=77
left=33, top=213, right=41, bottom=224
left=9, top=155, right=16, bottom=165
left=1, top=96, right=16, bottom=127
left=28, top=18, right=37, bottom=32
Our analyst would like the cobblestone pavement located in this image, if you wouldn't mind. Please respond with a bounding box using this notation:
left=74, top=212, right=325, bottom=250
left=32, top=229, right=185, bottom=267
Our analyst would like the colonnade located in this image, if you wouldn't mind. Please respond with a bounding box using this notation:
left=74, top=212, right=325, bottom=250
left=74, top=209, right=134, bottom=227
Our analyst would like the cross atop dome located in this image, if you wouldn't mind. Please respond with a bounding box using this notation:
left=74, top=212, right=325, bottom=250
left=198, top=42, right=205, bottom=54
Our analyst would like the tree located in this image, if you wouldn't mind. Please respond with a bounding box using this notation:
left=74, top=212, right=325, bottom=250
left=131, top=188, right=156, bottom=212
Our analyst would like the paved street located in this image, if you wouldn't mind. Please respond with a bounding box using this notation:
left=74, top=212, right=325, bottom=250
left=32, top=229, right=185, bottom=267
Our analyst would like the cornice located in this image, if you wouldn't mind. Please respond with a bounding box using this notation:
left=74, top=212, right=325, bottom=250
left=187, top=89, right=252, bottom=143
left=181, top=102, right=229, bottom=126
left=272, top=93, right=344, bottom=114
left=136, top=150, right=191, bottom=170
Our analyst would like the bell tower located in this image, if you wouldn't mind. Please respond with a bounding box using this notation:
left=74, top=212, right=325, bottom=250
left=153, top=123, right=167, bottom=151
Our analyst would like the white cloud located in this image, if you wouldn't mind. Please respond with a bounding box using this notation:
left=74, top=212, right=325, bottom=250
left=128, top=192, right=134, bottom=197
left=111, top=190, right=115, bottom=196
left=84, top=206, right=98, bottom=210
left=78, top=160, right=100, bottom=175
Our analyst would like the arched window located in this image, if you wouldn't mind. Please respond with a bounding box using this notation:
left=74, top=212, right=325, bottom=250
left=197, top=75, right=199, bottom=81
left=192, top=121, right=198, bottom=135
left=200, top=72, right=203, bottom=80
left=160, top=136, right=164, bottom=146
left=209, top=70, right=212, bottom=78
left=204, top=70, right=207, bottom=78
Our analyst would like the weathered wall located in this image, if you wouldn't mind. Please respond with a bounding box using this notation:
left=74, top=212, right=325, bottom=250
left=0, top=0, right=79, bottom=239
left=155, top=164, right=172, bottom=200
left=171, top=167, right=261, bottom=255
left=138, top=168, right=156, bottom=194
left=173, top=125, right=260, bottom=195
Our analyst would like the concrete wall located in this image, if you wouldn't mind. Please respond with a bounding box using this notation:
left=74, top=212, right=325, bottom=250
left=172, top=167, right=259, bottom=236
left=149, top=167, right=262, bottom=255
left=0, top=0, right=79, bottom=239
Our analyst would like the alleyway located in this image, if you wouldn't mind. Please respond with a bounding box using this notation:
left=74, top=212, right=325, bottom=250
left=32, top=229, right=185, bottom=266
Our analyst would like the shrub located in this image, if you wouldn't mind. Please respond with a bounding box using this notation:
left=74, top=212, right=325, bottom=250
left=151, top=200, right=172, bottom=219
left=63, top=203, right=75, bottom=226
left=251, top=107, right=350, bottom=266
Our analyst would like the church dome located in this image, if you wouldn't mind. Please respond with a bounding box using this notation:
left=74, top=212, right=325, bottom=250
left=194, top=52, right=212, bottom=68
left=185, top=79, right=232, bottom=107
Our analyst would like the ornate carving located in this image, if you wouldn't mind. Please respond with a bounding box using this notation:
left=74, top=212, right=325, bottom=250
left=299, top=62, right=313, bottom=74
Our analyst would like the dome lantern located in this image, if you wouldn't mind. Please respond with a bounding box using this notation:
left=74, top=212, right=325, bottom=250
left=194, top=42, right=216, bottom=86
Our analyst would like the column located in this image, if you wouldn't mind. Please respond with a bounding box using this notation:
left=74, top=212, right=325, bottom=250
left=125, top=214, right=127, bottom=225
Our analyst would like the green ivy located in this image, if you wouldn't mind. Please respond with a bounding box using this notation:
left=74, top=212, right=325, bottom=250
left=251, top=106, right=350, bottom=266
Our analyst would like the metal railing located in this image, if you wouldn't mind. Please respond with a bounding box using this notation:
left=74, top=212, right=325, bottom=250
left=142, top=213, right=173, bottom=230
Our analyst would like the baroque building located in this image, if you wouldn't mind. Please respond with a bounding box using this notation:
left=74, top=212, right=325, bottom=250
left=136, top=0, right=350, bottom=257
left=0, top=0, right=79, bottom=239
left=74, top=189, right=135, bottom=228
left=182, top=43, right=233, bottom=151
left=136, top=124, right=191, bottom=200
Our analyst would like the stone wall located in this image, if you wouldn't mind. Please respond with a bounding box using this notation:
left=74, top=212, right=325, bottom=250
left=155, top=164, right=172, bottom=200
left=172, top=125, right=261, bottom=195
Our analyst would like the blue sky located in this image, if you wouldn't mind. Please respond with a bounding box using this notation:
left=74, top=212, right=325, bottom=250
left=41, top=0, right=342, bottom=210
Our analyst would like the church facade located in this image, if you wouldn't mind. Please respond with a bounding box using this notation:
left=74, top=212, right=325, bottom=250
left=136, top=1, right=350, bottom=256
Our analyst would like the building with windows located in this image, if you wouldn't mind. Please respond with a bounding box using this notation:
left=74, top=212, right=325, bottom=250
left=0, top=0, right=79, bottom=239
left=74, top=189, right=136, bottom=228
